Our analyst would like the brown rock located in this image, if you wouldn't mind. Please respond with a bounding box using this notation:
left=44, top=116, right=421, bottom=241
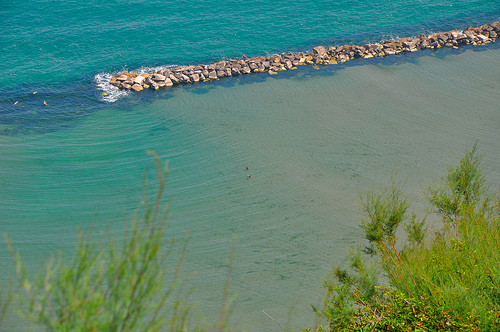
left=312, top=46, right=326, bottom=57
left=154, top=74, right=166, bottom=81
left=248, top=62, right=258, bottom=71
left=231, top=67, right=240, bottom=75
left=209, top=71, right=217, bottom=79
left=164, top=78, right=173, bottom=87
left=169, top=75, right=179, bottom=84
left=476, top=34, right=490, bottom=42
left=132, top=84, right=143, bottom=92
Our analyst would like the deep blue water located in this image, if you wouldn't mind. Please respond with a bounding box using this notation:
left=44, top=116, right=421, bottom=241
left=1, top=0, right=499, bottom=134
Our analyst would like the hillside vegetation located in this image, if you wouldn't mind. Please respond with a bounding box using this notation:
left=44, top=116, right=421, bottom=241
left=309, top=143, right=500, bottom=331
left=2, top=144, right=499, bottom=331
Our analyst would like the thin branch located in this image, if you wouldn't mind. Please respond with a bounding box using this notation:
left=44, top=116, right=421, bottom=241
left=262, top=311, right=286, bottom=332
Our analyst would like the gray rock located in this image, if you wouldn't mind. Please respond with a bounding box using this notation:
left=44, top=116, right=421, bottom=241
left=169, top=75, right=179, bottom=84
left=313, top=46, right=327, bottom=56
left=120, top=83, right=131, bottom=90
left=164, top=78, right=173, bottom=87
left=419, top=39, right=429, bottom=48
left=327, top=46, right=337, bottom=54
left=154, top=74, right=166, bottom=81
left=134, top=76, right=146, bottom=85
left=477, top=34, right=490, bottom=42
left=231, top=67, right=240, bottom=75
left=463, top=30, right=477, bottom=40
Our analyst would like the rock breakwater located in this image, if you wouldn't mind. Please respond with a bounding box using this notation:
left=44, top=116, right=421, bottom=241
left=110, top=21, right=500, bottom=92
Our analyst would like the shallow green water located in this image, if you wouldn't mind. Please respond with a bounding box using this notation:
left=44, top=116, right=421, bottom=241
left=2, top=44, right=499, bottom=330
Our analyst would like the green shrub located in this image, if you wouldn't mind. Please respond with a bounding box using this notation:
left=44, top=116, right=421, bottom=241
left=4, top=151, right=220, bottom=331
left=312, top=144, right=500, bottom=331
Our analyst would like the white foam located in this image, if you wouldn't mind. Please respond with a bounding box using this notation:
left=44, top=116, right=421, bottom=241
left=94, top=65, right=178, bottom=103
left=135, top=64, right=177, bottom=75
left=94, top=72, right=130, bottom=103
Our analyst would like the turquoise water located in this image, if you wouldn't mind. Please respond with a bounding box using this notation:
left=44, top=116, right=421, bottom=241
left=1, top=1, right=500, bottom=330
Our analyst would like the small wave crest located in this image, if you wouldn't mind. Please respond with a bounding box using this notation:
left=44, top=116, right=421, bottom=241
left=94, top=72, right=130, bottom=103
left=94, top=65, right=177, bottom=103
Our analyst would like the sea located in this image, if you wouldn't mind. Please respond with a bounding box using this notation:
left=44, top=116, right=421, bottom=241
left=1, top=0, right=500, bottom=330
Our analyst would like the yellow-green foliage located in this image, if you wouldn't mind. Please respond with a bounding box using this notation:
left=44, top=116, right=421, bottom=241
left=313, top=144, right=500, bottom=331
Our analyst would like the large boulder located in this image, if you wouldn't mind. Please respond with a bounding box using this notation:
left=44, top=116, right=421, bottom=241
left=154, top=74, right=166, bottom=82
left=208, top=71, right=217, bottom=79
left=116, top=74, right=128, bottom=82
left=134, top=76, right=146, bottom=85
left=164, top=78, right=173, bottom=87
left=312, top=46, right=327, bottom=57
left=169, top=75, right=179, bottom=84
left=231, top=66, right=240, bottom=75
left=120, top=83, right=131, bottom=90
left=131, top=84, right=143, bottom=92
left=241, top=66, right=251, bottom=74
left=476, top=34, right=490, bottom=42
left=248, top=62, right=258, bottom=71
left=191, top=74, right=200, bottom=82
